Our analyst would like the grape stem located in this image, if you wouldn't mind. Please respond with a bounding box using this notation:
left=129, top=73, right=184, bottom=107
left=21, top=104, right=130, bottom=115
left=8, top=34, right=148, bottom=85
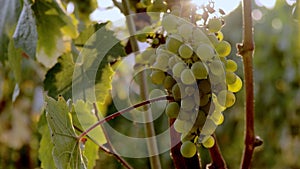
left=207, top=134, right=227, bottom=169
left=77, top=95, right=173, bottom=139
left=237, top=0, right=258, bottom=168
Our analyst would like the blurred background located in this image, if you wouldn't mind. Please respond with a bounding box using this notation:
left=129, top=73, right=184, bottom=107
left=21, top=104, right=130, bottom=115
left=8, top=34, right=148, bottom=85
left=0, top=0, right=299, bottom=168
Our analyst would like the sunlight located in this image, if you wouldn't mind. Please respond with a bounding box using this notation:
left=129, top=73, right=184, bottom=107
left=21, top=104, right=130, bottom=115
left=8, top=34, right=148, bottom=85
left=191, top=0, right=241, bottom=14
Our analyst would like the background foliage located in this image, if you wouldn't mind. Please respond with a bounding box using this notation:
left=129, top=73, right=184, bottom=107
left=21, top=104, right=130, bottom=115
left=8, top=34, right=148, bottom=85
left=0, top=0, right=299, bottom=168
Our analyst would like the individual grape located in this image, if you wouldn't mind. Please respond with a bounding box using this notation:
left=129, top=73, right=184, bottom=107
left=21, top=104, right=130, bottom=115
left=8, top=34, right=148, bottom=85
left=202, top=135, right=215, bottom=148
left=153, top=53, right=169, bottom=70
left=217, top=90, right=236, bottom=108
left=141, top=0, right=151, bottom=6
left=215, top=41, right=231, bottom=57
left=168, top=55, right=181, bottom=68
left=198, top=79, right=211, bottom=94
left=166, top=34, right=183, bottom=53
left=207, top=34, right=219, bottom=46
left=162, top=14, right=178, bottom=33
left=181, top=96, right=196, bottom=111
left=196, top=44, right=215, bottom=61
left=150, top=70, right=166, bottom=85
left=165, top=102, right=180, bottom=118
left=178, top=23, right=194, bottom=40
left=172, top=83, right=186, bottom=101
left=163, top=75, right=176, bottom=90
left=191, top=61, right=208, bottom=79
left=180, top=141, right=197, bottom=158
left=178, top=44, right=193, bottom=59
left=185, top=86, right=195, bottom=96
left=178, top=110, right=191, bottom=121
left=172, top=62, right=186, bottom=78
left=181, top=69, right=196, bottom=85
left=199, top=94, right=210, bottom=107
left=226, top=59, right=238, bottom=72
left=136, top=33, right=147, bottom=42
left=207, top=18, right=223, bottom=33
left=226, top=72, right=237, bottom=84
left=209, top=60, right=225, bottom=76
left=227, top=75, right=242, bottom=92
left=215, top=31, right=224, bottom=41
left=209, top=110, right=223, bottom=125
left=174, top=119, right=185, bottom=133
left=192, top=28, right=211, bottom=46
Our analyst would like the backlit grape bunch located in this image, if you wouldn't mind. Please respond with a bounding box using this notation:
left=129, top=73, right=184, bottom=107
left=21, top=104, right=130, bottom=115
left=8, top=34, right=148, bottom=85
left=135, top=1, right=242, bottom=158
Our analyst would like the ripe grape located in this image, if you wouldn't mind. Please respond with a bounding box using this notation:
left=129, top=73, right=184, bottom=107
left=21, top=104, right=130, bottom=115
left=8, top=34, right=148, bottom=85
left=150, top=70, right=166, bottom=85
left=178, top=44, right=193, bottom=59
left=185, top=86, right=196, bottom=96
left=226, top=72, right=237, bottom=84
left=178, top=23, right=194, bottom=40
left=201, top=119, right=217, bottom=135
left=172, top=83, right=186, bottom=101
left=209, top=60, right=225, bottom=76
left=216, top=41, right=231, bottom=57
left=196, top=44, right=214, bottom=61
left=180, top=141, right=197, bottom=158
left=217, top=90, right=236, bottom=108
left=207, top=18, right=223, bottom=33
left=166, top=34, right=183, bottom=53
left=163, top=75, right=176, bottom=90
left=202, top=135, right=215, bottom=148
left=198, top=79, right=211, bottom=94
left=165, top=102, right=180, bottom=118
left=181, top=96, right=196, bottom=111
left=172, top=62, right=186, bottom=78
left=181, top=68, right=196, bottom=85
left=168, top=55, right=181, bottom=68
left=162, top=14, right=178, bottom=33
left=226, top=59, right=238, bottom=72
left=191, top=61, right=208, bottom=79
left=215, top=31, right=224, bottom=41
left=227, top=75, right=242, bottom=92
left=174, top=119, right=185, bottom=133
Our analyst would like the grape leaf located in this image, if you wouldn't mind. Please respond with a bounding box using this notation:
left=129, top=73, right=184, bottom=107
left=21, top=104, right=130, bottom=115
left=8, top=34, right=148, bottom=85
left=38, top=111, right=56, bottom=169
left=32, top=0, right=78, bottom=67
left=44, top=53, right=74, bottom=99
left=0, top=0, right=21, bottom=62
left=8, top=40, right=22, bottom=83
left=13, top=0, right=37, bottom=59
left=45, top=95, right=87, bottom=169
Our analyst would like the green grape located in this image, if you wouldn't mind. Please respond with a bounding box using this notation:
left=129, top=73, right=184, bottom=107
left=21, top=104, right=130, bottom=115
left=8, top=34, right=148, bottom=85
left=156, top=44, right=168, bottom=55
left=174, top=119, right=185, bottom=133
left=150, top=70, right=166, bottom=85
left=215, top=31, right=224, bottom=41
left=163, top=75, right=176, bottom=90
left=217, top=90, right=236, bottom=108
left=227, top=75, right=242, bottom=92
left=192, top=110, right=206, bottom=128
left=181, top=96, right=196, bottom=111
left=178, top=23, right=194, bottom=40
left=201, top=119, right=217, bottom=135
left=136, top=33, right=147, bottom=42
left=153, top=53, right=169, bottom=70
left=185, top=86, right=195, bottom=96
left=202, top=135, right=215, bottom=148
left=191, top=61, right=208, bottom=79
left=207, top=34, right=219, bottom=47
left=180, top=141, right=197, bottom=158
left=141, top=0, right=151, bottom=6
left=168, top=55, right=181, bottom=68
left=178, top=110, right=191, bottom=121
left=226, top=59, right=238, bottom=72
left=172, top=62, right=186, bottom=78
left=165, top=102, right=180, bottom=118
left=162, top=14, right=178, bottom=33
left=196, top=44, right=214, bottom=61
left=152, top=38, right=159, bottom=45
left=215, top=41, right=231, bottom=57
left=198, top=79, right=211, bottom=94
left=172, top=83, right=186, bottom=101
left=181, top=69, right=196, bottom=85
left=166, top=34, right=183, bottom=53
left=209, top=60, right=225, bottom=76
left=192, top=28, right=211, bottom=46
left=226, top=72, right=237, bottom=84
left=178, top=44, right=193, bottom=59
left=207, top=18, right=223, bottom=33
left=199, top=94, right=210, bottom=107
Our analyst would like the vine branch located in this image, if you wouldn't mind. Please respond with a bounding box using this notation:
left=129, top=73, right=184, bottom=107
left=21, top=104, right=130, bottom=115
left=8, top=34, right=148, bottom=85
left=78, top=96, right=173, bottom=139
left=207, top=134, right=227, bottom=169
left=237, top=0, right=260, bottom=168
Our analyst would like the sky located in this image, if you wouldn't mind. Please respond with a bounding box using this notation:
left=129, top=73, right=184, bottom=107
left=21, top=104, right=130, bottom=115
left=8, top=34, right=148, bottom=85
left=90, top=0, right=283, bottom=23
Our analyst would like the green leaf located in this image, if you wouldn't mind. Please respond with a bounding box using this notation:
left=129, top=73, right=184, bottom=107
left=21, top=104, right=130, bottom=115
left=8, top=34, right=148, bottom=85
left=13, top=0, right=37, bottom=59
left=83, top=137, right=99, bottom=169
left=0, top=0, right=21, bottom=62
left=32, top=0, right=79, bottom=67
left=45, top=95, right=87, bottom=169
left=73, top=100, right=106, bottom=145
left=38, top=111, right=56, bottom=169
left=44, top=53, right=74, bottom=99
left=8, top=40, right=22, bottom=83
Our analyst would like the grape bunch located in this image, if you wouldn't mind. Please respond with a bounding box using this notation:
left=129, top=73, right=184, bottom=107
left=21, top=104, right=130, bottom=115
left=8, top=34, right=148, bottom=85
left=134, top=1, right=242, bottom=158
